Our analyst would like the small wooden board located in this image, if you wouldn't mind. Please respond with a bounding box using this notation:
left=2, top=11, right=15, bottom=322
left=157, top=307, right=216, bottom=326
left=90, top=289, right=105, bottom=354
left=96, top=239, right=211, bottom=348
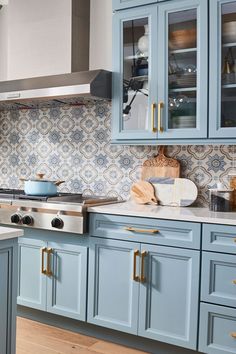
left=130, top=181, right=158, bottom=205
left=141, top=146, right=180, bottom=181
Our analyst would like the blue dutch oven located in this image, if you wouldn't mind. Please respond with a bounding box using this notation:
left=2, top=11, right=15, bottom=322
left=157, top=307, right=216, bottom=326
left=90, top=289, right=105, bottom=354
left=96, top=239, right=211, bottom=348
left=20, top=174, right=65, bottom=196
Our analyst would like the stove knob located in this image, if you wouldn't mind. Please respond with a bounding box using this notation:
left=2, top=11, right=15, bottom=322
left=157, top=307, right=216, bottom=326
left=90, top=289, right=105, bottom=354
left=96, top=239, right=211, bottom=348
left=22, top=215, right=34, bottom=226
left=11, top=214, right=22, bottom=224
left=51, top=217, right=64, bottom=229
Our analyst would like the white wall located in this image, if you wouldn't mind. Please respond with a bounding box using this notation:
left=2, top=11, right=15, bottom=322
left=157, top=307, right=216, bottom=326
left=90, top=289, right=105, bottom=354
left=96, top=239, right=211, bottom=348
left=0, top=6, right=8, bottom=80
left=0, top=0, right=112, bottom=80
left=1, top=0, right=72, bottom=80
left=89, top=0, right=112, bottom=71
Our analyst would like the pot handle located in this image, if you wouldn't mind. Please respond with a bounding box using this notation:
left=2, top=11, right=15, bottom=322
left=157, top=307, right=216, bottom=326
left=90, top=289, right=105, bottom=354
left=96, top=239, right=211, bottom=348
left=19, top=177, right=27, bottom=182
left=54, top=180, right=65, bottom=186
left=37, top=173, right=45, bottom=179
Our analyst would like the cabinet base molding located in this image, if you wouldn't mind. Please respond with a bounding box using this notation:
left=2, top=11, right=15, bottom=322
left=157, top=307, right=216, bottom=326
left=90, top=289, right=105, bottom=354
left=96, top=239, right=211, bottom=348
left=17, top=306, right=201, bottom=354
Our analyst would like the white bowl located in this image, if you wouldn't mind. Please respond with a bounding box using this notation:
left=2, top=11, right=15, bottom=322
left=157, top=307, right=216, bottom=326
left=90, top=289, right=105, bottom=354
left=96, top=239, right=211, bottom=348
left=223, top=21, right=236, bottom=43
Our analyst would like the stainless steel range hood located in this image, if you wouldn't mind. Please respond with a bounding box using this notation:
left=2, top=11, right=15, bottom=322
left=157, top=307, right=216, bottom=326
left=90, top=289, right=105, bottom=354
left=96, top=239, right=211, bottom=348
left=0, top=70, right=112, bottom=110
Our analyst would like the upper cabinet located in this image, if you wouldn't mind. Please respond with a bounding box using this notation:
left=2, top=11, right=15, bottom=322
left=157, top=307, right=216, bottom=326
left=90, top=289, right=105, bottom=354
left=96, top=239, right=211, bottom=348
left=209, top=0, right=236, bottom=138
left=112, top=0, right=208, bottom=142
left=112, top=0, right=236, bottom=144
left=112, top=5, right=159, bottom=140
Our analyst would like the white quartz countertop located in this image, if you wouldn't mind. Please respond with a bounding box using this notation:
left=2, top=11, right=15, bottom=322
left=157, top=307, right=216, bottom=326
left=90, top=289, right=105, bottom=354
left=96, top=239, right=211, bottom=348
left=0, top=227, right=23, bottom=241
left=88, top=201, right=236, bottom=226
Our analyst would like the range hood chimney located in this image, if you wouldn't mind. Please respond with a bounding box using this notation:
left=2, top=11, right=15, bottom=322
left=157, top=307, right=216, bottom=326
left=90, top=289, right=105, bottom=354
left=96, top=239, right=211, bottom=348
left=0, top=0, right=112, bottom=109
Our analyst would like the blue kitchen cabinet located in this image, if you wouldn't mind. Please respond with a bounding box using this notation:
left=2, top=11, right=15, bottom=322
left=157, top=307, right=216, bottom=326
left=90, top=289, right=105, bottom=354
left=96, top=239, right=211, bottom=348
left=138, top=244, right=200, bottom=350
left=199, top=223, right=236, bottom=353
left=87, top=237, right=140, bottom=334
left=47, top=242, right=87, bottom=321
left=18, top=237, right=47, bottom=311
left=18, top=234, right=88, bottom=321
left=0, top=238, right=18, bottom=354
left=209, top=0, right=236, bottom=138
left=112, top=5, right=159, bottom=141
left=199, top=303, right=236, bottom=354
left=88, top=216, right=200, bottom=349
left=112, top=0, right=208, bottom=143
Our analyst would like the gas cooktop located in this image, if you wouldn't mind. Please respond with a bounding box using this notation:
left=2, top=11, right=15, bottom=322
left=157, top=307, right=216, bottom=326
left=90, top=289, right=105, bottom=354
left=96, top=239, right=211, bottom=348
left=0, top=188, right=117, bottom=204
left=0, top=189, right=118, bottom=233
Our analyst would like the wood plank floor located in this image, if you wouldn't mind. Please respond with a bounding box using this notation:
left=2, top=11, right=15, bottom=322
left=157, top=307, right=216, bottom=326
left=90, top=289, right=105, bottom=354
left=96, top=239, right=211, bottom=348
left=16, top=317, right=148, bottom=354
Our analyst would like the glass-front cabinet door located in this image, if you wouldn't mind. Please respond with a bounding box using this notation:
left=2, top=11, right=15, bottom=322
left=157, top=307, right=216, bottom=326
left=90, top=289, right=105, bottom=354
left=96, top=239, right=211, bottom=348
left=210, top=0, right=236, bottom=138
left=112, top=5, right=158, bottom=141
left=157, top=0, right=208, bottom=139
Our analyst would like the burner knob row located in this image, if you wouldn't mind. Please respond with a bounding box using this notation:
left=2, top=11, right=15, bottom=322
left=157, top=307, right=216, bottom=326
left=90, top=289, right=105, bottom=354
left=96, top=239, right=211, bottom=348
left=11, top=214, right=34, bottom=226
left=51, top=217, right=64, bottom=229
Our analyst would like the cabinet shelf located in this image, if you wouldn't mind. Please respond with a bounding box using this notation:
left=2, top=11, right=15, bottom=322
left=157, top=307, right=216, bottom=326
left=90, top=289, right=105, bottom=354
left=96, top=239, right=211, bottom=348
left=169, top=47, right=197, bottom=54
left=222, top=84, right=236, bottom=89
left=222, top=42, right=236, bottom=48
left=169, top=87, right=197, bottom=93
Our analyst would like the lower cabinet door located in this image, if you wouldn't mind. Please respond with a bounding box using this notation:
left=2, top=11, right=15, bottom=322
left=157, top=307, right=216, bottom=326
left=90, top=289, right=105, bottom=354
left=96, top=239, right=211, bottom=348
left=138, top=244, right=200, bottom=350
left=199, top=303, right=236, bottom=354
left=87, top=238, right=140, bottom=334
left=0, top=240, right=17, bottom=354
left=18, top=238, right=47, bottom=311
left=46, top=242, right=87, bottom=321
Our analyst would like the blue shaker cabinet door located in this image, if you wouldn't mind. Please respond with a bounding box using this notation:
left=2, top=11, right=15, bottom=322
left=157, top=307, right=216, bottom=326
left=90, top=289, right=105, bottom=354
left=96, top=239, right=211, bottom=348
left=157, top=0, right=208, bottom=139
left=138, top=244, right=200, bottom=350
left=87, top=238, right=140, bottom=334
left=46, top=242, right=87, bottom=321
left=17, top=238, right=47, bottom=311
left=209, top=0, right=236, bottom=138
left=199, top=303, right=236, bottom=354
left=112, top=5, right=159, bottom=141
left=113, top=0, right=158, bottom=11
left=0, top=239, right=18, bottom=354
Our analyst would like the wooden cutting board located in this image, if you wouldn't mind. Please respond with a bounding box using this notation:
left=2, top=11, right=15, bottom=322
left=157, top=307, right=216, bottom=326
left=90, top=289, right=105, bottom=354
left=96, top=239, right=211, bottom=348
left=130, top=181, right=158, bottom=205
left=141, top=146, right=180, bottom=180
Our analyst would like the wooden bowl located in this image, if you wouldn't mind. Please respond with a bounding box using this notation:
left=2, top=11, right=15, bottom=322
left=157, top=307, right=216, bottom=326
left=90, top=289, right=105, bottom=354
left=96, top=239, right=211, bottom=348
left=169, top=28, right=197, bottom=50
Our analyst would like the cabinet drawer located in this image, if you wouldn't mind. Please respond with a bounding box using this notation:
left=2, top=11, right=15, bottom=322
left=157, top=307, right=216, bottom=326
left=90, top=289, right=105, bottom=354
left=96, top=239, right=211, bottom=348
left=199, top=303, right=236, bottom=354
left=201, top=252, right=236, bottom=307
left=90, top=214, right=201, bottom=249
left=203, top=224, right=236, bottom=254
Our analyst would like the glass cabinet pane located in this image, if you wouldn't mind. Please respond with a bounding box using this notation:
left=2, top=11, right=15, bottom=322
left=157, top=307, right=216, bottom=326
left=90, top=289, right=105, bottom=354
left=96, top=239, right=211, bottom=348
left=168, top=9, right=197, bottom=130
left=122, top=18, right=150, bottom=131
left=221, top=2, right=236, bottom=128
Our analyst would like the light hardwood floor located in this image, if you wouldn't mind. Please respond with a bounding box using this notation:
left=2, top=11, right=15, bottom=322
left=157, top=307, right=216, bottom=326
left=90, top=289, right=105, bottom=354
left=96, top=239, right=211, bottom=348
left=16, top=317, right=148, bottom=354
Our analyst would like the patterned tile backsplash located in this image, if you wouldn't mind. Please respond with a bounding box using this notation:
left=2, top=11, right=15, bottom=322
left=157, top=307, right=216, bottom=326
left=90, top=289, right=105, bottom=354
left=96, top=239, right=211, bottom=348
left=0, top=101, right=236, bottom=206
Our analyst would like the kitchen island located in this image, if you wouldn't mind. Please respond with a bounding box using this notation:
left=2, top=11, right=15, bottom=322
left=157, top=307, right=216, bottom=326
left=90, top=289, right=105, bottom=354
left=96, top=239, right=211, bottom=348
left=0, top=227, right=23, bottom=354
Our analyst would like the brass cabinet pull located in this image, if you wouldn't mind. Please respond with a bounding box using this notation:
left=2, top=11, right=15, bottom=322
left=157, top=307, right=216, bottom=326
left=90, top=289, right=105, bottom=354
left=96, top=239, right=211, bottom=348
left=158, top=101, right=164, bottom=133
left=41, top=247, right=47, bottom=275
left=141, top=251, right=147, bottom=283
left=151, top=103, right=157, bottom=132
left=46, top=248, right=53, bottom=276
left=234, top=238, right=236, bottom=243
left=230, top=332, right=236, bottom=339
left=125, top=226, right=159, bottom=234
left=232, top=280, right=236, bottom=285
left=133, top=250, right=140, bottom=282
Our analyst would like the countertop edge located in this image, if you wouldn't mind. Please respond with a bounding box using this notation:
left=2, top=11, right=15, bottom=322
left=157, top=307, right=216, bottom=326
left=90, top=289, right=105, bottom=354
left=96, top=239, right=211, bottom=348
left=88, top=203, right=236, bottom=226
left=0, top=227, right=24, bottom=241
